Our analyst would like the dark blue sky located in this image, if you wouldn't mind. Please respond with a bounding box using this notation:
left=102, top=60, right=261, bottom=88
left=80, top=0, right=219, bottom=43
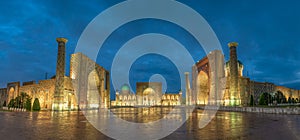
left=1, top=0, right=300, bottom=98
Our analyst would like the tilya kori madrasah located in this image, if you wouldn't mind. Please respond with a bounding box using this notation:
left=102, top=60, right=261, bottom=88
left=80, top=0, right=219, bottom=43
left=0, top=38, right=299, bottom=110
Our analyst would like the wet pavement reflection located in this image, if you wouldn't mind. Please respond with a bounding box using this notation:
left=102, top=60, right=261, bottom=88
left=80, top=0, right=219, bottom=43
left=0, top=107, right=299, bottom=140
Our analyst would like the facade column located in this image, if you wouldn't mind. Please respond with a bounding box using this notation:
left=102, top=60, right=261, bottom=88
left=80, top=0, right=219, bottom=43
left=207, top=50, right=225, bottom=106
left=185, top=72, right=191, bottom=105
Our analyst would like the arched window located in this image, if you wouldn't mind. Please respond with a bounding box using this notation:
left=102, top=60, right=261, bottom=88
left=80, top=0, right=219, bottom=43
left=143, top=88, right=155, bottom=95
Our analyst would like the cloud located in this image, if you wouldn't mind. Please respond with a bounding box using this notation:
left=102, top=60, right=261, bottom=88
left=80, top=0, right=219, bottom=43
left=1, top=0, right=300, bottom=97
left=280, top=79, right=300, bottom=85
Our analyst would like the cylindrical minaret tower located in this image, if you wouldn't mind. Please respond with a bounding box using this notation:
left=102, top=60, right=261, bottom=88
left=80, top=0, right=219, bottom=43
left=228, top=42, right=239, bottom=106
left=53, top=37, right=68, bottom=111
left=185, top=72, right=191, bottom=105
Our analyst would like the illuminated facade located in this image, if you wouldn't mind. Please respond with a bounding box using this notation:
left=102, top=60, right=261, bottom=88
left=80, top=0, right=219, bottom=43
left=161, top=92, right=182, bottom=106
left=4, top=77, right=75, bottom=110
left=114, top=82, right=182, bottom=106
left=115, top=84, right=137, bottom=106
left=70, top=52, right=110, bottom=109
left=0, top=38, right=110, bottom=110
left=0, top=38, right=299, bottom=109
left=190, top=42, right=300, bottom=106
left=191, top=50, right=225, bottom=106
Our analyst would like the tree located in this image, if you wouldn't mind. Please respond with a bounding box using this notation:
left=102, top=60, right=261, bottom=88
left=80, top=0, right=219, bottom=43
left=15, top=96, right=21, bottom=108
left=6, top=92, right=32, bottom=110
left=288, top=97, right=292, bottom=104
left=20, top=92, right=27, bottom=108
left=250, top=95, right=254, bottom=106
left=283, top=97, right=287, bottom=103
left=32, top=98, right=41, bottom=111
left=259, top=92, right=271, bottom=106
left=25, top=97, right=32, bottom=111
left=3, top=101, right=6, bottom=107
left=275, top=91, right=285, bottom=104
left=8, top=99, right=15, bottom=108
left=292, top=98, right=295, bottom=104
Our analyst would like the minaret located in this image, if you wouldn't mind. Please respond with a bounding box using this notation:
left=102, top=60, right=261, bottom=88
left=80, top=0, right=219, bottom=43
left=185, top=72, right=191, bottom=105
left=53, top=37, right=68, bottom=111
left=228, top=42, right=239, bottom=106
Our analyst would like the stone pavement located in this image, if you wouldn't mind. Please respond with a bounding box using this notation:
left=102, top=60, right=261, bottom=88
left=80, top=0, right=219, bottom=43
left=0, top=108, right=299, bottom=140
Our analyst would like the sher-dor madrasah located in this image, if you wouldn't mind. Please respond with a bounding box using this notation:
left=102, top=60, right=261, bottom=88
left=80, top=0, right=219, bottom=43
left=0, top=38, right=299, bottom=110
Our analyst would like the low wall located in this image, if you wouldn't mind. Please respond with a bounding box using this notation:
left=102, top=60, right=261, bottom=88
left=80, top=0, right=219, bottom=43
left=2, top=107, right=27, bottom=112
left=198, top=106, right=300, bottom=115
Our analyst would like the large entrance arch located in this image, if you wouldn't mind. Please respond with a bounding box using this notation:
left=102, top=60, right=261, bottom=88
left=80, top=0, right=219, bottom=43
left=70, top=53, right=110, bottom=109
left=6, top=82, right=20, bottom=105
left=193, top=56, right=210, bottom=105
left=197, top=71, right=209, bottom=105
left=87, top=70, right=101, bottom=109
left=8, top=87, right=15, bottom=102
left=142, top=87, right=156, bottom=106
left=192, top=50, right=225, bottom=106
left=136, top=82, right=162, bottom=106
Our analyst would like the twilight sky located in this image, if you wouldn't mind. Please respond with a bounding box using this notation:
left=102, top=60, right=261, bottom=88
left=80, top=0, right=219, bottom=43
left=1, top=0, right=300, bottom=98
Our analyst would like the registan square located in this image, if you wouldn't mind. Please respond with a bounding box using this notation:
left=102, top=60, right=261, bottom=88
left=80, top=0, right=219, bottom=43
left=0, top=1, right=300, bottom=140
